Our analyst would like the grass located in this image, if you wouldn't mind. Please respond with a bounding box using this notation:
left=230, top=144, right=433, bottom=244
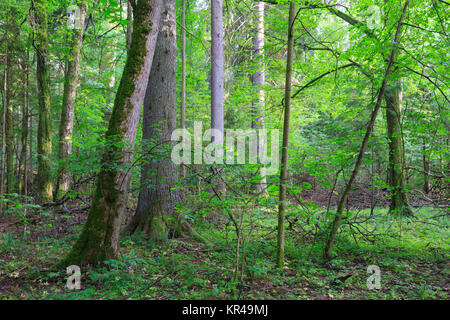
left=0, top=205, right=448, bottom=300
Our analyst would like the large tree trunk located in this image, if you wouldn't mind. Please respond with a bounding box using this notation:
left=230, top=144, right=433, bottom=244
left=124, top=0, right=181, bottom=240
left=385, top=83, right=413, bottom=216
left=55, top=0, right=87, bottom=199
left=57, top=0, right=162, bottom=267
left=251, top=1, right=267, bottom=196
left=211, top=0, right=226, bottom=194
left=32, top=0, right=53, bottom=203
left=422, top=139, right=431, bottom=194
left=276, top=1, right=295, bottom=269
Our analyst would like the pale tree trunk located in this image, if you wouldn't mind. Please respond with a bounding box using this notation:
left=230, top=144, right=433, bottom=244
left=211, top=0, right=226, bottom=194
left=423, top=139, right=431, bottom=194
left=125, top=0, right=181, bottom=239
left=32, top=0, right=53, bottom=203
left=180, top=0, right=186, bottom=181
left=18, top=54, right=29, bottom=195
left=385, top=83, right=413, bottom=216
left=55, top=0, right=87, bottom=199
left=251, top=1, right=267, bottom=196
left=276, top=1, right=295, bottom=269
left=5, top=12, right=16, bottom=194
left=58, top=0, right=162, bottom=267
left=324, top=0, right=410, bottom=260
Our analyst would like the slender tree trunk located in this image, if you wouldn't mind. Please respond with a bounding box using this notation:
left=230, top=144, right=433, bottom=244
left=5, top=14, right=15, bottom=194
left=32, top=0, right=53, bottom=202
left=385, top=83, right=413, bottom=216
left=211, top=0, right=226, bottom=194
left=57, top=0, right=162, bottom=267
left=276, top=1, right=295, bottom=269
left=55, top=0, right=87, bottom=199
left=251, top=1, right=267, bottom=196
left=0, top=59, right=6, bottom=207
left=125, top=0, right=181, bottom=239
left=323, top=0, right=410, bottom=260
left=423, top=139, right=431, bottom=194
left=180, top=0, right=186, bottom=181
left=18, top=55, right=29, bottom=195
left=126, top=1, right=133, bottom=51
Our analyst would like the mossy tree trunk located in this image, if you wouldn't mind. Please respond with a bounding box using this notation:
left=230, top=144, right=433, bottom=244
left=55, top=0, right=88, bottom=200
left=385, top=83, right=413, bottom=216
left=125, top=0, right=182, bottom=240
left=57, top=0, right=162, bottom=267
left=32, top=0, right=53, bottom=203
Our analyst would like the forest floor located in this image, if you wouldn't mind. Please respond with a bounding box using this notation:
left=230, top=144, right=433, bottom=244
left=0, top=202, right=448, bottom=300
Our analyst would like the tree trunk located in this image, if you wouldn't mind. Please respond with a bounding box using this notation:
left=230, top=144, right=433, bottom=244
left=18, top=54, right=29, bottom=195
left=423, top=139, right=431, bottom=194
left=57, top=0, right=162, bottom=267
left=251, top=1, right=267, bottom=196
left=124, top=0, right=181, bottom=240
left=276, top=1, right=295, bottom=269
left=385, top=83, right=413, bottom=216
left=180, top=0, right=186, bottom=181
left=211, top=0, right=226, bottom=194
left=5, top=13, right=15, bottom=194
left=32, top=0, right=53, bottom=203
left=55, top=0, right=87, bottom=199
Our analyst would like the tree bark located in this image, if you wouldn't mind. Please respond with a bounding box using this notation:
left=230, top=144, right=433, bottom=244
left=124, top=0, right=182, bottom=240
left=57, top=0, right=162, bottom=267
left=32, top=0, right=53, bottom=202
left=385, top=83, right=413, bottom=216
left=276, top=1, right=295, bottom=269
left=55, top=0, right=87, bottom=199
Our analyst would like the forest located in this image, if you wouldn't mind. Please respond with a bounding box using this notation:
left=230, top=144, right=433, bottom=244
left=0, top=0, right=448, bottom=302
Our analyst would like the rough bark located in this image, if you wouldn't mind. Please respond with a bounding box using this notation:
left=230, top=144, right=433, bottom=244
left=385, top=83, right=413, bottom=216
left=55, top=0, right=87, bottom=199
left=276, top=1, right=295, bottom=269
left=124, top=0, right=182, bottom=240
left=57, top=0, right=162, bottom=267
left=32, top=0, right=53, bottom=202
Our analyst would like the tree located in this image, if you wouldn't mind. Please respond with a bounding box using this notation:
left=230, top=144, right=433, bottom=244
left=32, top=0, right=53, bottom=203
left=324, top=0, right=410, bottom=260
left=58, top=0, right=163, bottom=267
left=251, top=1, right=267, bottom=196
left=276, top=0, right=295, bottom=269
left=385, top=83, right=413, bottom=216
left=55, top=0, right=88, bottom=199
left=124, top=0, right=182, bottom=240
left=211, top=0, right=225, bottom=193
